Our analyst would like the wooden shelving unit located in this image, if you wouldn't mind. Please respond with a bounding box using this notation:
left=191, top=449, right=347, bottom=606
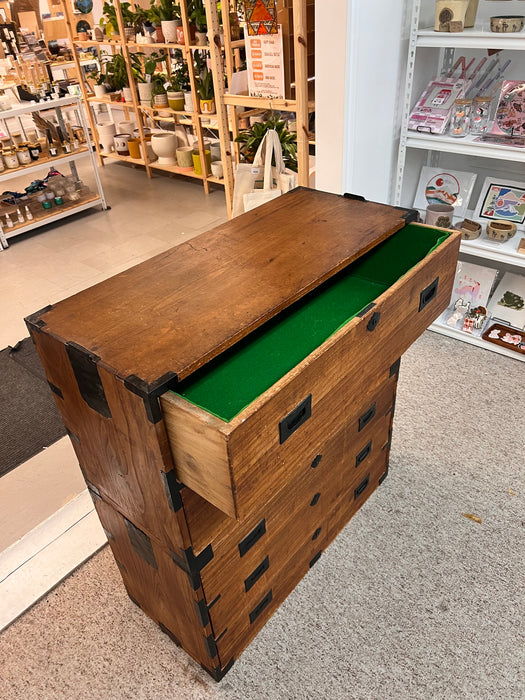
left=61, top=0, right=312, bottom=218
left=0, top=96, right=107, bottom=249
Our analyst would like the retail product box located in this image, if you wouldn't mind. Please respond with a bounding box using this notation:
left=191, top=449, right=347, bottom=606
left=26, top=188, right=460, bottom=679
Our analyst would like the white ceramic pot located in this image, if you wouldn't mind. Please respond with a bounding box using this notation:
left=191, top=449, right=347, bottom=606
left=210, top=160, right=223, bottom=179
left=161, top=19, right=178, bottom=43
left=97, top=121, right=116, bottom=152
left=93, top=84, right=106, bottom=98
left=122, top=86, right=133, bottom=102
left=195, top=30, right=207, bottom=45
left=114, top=133, right=132, bottom=156
left=183, top=90, right=194, bottom=112
left=118, top=120, right=135, bottom=134
left=138, top=82, right=153, bottom=105
left=151, top=132, right=177, bottom=165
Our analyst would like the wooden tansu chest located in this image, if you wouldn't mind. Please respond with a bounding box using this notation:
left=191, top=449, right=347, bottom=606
left=26, top=189, right=460, bottom=680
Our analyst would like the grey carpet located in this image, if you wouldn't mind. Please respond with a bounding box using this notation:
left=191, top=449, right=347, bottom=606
left=0, top=331, right=523, bottom=700
left=0, top=338, right=67, bottom=478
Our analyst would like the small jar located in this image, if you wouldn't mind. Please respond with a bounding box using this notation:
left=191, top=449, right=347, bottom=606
left=3, top=148, right=19, bottom=169
left=28, top=142, right=40, bottom=160
left=11, top=132, right=23, bottom=146
left=450, top=98, right=472, bottom=138
left=16, top=146, right=32, bottom=165
left=470, top=96, right=491, bottom=135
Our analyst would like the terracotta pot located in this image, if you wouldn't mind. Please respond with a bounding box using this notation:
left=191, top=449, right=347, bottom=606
left=155, top=26, right=165, bottom=43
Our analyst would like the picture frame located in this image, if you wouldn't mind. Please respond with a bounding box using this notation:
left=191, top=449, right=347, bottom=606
left=413, top=166, right=477, bottom=219
left=474, top=177, right=525, bottom=226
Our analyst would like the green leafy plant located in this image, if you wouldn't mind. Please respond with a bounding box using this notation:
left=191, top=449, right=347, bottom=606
left=90, top=49, right=129, bottom=91
left=100, top=0, right=136, bottom=31
left=194, top=62, right=214, bottom=100
left=235, top=114, right=298, bottom=172
left=130, top=50, right=167, bottom=82
left=188, top=0, right=207, bottom=31
left=150, top=72, right=167, bottom=105
left=149, top=0, right=180, bottom=23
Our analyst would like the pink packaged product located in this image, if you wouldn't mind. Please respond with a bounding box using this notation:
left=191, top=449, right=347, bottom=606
left=491, top=81, right=525, bottom=137
left=408, top=79, right=465, bottom=134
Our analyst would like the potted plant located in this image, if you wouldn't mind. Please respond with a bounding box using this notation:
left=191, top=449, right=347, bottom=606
left=100, top=1, right=137, bottom=41
left=194, top=60, right=215, bottom=114
left=235, top=114, right=298, bottom=172
left=131, top=50, right=167, bottom=104
left=151, top=72, right=168, bottom=107
left=89, top=64, right=108, bottom=98
left=166, top=64, right=186, bottom=110
left=147, top=0, right=165, bottom=42
left=189, top=0, right=207, bottom=45
left=158, top=0, right=181, bottom=43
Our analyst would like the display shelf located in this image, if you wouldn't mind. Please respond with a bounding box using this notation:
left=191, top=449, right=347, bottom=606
left=0, top=95, right=82, bottom=120
left=430, top=320, right=525, bottom=362
left=139, top=105, right=196, bottom=119
left=0, top=148, right=90, bottom=183
left=405, top=132, right=525, bottom=162
left=87, top=95, right=134, bottom=107
left=148, top=161, right=203, bottom=179
left=99, top=150, right=146, bottom=166
left=3, top=194, right=103, bottom=239
left=395, top=0, right=525, bottom=361
left=417, top=25, right=525, bottom=50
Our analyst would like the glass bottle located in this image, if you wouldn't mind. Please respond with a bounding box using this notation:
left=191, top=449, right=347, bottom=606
left=450, top=98, right=472, bottom=138
left=470, top=96, right=491, bottom=135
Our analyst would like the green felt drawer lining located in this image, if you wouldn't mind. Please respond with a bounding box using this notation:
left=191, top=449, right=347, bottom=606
left=172, top=224, right=448, bottom=422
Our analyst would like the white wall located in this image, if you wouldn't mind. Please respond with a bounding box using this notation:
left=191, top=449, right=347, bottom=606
left=316, top=0, right=409, bottom=204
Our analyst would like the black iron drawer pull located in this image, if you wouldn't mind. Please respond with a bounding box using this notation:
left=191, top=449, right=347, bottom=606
left=249, top=589, right=273, bottom=624
left=311, top=454, right=322, bottom=469
left=366, top=311, right=381, bottom=332
left=310, top=492, right=321, bottom=506
left=312, top=527, right=322, bottom=541
left=355, top=441, right=372, bottom=467
left=419, top=277, right=439, bottom=311
left=354, top=474, right=370, bottom=499
left=244, top=556, right=270, bottom=592
left=238, top=519, right=266, bottom=557
left=279, top=395, right=312, bottom=444
left=358, top=403, right=376, bottom=431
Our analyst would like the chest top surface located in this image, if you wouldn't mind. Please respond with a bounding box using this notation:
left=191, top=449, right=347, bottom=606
left=32, top=189, right=413, bottom=384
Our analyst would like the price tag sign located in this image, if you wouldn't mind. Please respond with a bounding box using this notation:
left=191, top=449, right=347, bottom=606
left=245, top=27, right=285, bottom=100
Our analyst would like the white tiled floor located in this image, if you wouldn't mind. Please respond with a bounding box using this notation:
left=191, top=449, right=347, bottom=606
left=0, top=160, right=228, bottom=551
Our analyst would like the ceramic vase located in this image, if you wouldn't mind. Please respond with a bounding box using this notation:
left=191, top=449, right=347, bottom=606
left=192, top=149, right=211, bottom=175
left=200, top=98, right=215, bottom=115
left=151, top=132, right=177, bottom=164
left=176, top=146, right=194, bottom=169
left=183, top=91, right=194, bottom=112
left=138, top=82, right=153, bottom=105
left=97, top=121, right=116, bottom=152
left=114, top=133, right=132, bottom=156
left=167, top=91, right=184, bottom=111
left=93, top=84, right=106, bottom=98
left=127, top=138, right=142, bottom=159
left=161, top=20, right=178, bottom=43
left=122, top=86, right=133, bottom=102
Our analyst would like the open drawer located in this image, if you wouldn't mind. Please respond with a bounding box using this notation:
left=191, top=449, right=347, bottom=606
left=160, top=223, right=460, bottom=519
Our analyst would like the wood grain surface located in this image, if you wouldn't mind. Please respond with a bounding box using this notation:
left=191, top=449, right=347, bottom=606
left=35, top=189, right=413, bottom=384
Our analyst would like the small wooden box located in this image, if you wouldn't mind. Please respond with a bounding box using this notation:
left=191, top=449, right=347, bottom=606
left=26, top=189, right=460, bottom=679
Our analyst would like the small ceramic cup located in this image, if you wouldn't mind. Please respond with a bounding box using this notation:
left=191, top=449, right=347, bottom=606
left=425, top=204, right=455, bottom=228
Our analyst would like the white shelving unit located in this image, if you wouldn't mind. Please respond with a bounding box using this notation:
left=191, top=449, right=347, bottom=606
left=395, top=0, right=525, bottom=362
left=0, top=96, right=107, bottom=249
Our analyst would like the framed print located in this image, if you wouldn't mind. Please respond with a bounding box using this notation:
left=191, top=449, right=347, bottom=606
left=486, top=272, right=525, bottom=330
left=474, top=178, right=525, bottom=226
left=413, top=166, right=477, bottom=218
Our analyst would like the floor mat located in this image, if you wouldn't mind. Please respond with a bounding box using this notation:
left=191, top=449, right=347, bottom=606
left=0, top=338, right=66, bottom=478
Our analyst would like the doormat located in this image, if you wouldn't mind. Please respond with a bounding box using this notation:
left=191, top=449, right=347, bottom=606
left=0, top=338, right=66, bottom=479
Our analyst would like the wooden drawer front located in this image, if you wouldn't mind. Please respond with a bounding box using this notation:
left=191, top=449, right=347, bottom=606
left=200, top=409, right=394, bottom=634
left=213, top=444, right=391, bottom=663
left=162, top=227, right=459, bottom=519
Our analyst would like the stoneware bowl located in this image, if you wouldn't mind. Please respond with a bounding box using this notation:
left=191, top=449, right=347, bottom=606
left=490, top=15, right=525, bottom=32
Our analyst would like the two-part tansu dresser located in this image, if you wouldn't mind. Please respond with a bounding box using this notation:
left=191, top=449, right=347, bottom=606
left=27, top=189, right=460, bottom=680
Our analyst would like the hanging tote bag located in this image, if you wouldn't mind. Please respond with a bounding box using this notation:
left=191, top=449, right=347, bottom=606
left=232, top=129, right=298, bottom=217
